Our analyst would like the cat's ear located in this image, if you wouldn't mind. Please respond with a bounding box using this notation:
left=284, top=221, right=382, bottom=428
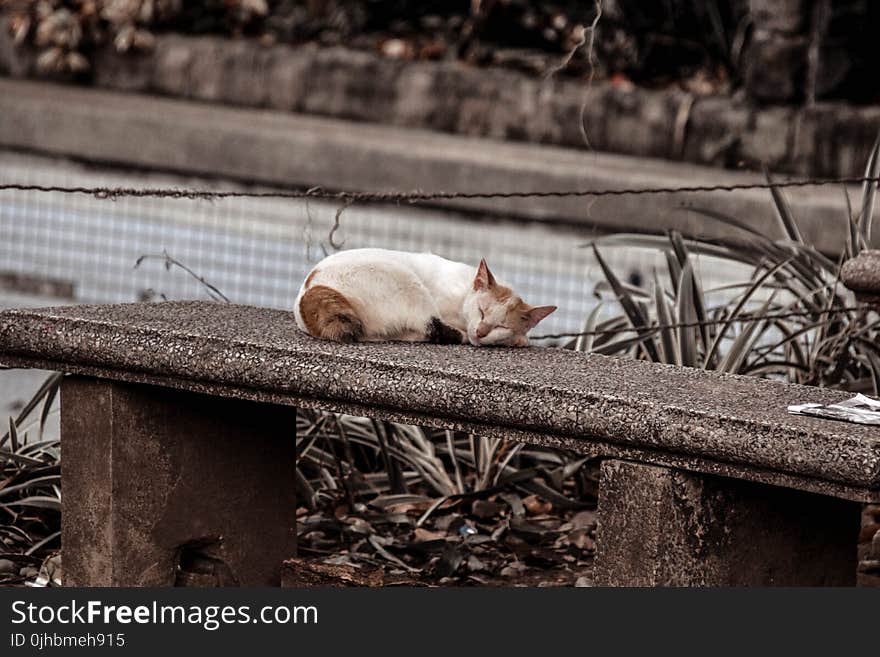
left=473, top=258, right=497, bottom=291
left=525, top=305, right=556, bottom=328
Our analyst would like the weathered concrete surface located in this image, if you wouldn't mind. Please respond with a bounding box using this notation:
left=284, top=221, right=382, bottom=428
left=3, top=302, right=879, bottom=498
left=0, top=78, right=873, bottom=253
left=842, top=250, right=880, bottom=305
left=61, top=376, right=296, bottom=586
left=594, top=460, right=860, bottom=586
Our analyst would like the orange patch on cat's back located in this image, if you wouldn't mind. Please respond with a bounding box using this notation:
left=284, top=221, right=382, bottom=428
left=299, top=284, right=364, bottom=342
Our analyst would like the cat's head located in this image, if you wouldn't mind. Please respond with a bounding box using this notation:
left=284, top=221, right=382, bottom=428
left=462, top=259, right=556, bottom=347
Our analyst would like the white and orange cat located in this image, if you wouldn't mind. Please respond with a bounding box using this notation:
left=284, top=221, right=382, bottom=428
left=294, top=248, right=556, bottom=347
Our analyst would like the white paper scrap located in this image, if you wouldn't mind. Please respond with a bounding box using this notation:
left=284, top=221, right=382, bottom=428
left=788, top=393, right=880, bottom=426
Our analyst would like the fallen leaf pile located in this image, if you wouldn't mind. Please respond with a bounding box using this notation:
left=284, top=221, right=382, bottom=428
left=292, top=489, right=597, bottom=587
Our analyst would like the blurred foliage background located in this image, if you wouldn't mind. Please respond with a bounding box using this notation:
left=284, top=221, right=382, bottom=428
left=7, top=1, right=880, bottom=101
left=0, top=0, right=768, bottom=92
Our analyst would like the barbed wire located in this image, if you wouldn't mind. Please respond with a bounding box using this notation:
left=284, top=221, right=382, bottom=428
left=1, top=174, right=879, bottom=204
left=530, top=304, right=876, bottom=340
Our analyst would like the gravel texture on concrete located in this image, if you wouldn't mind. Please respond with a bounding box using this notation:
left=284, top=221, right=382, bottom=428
left=1, top=301, right=878, bottom=493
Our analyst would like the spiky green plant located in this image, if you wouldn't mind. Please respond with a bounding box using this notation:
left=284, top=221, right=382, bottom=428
left=295, top=409, right=593, bottom=522
left=0, top=371, right=61, bottom=584
left=581, top=142, right=880, bottom=393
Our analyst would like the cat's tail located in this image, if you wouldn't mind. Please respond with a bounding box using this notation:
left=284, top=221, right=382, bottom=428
left=298, top=285, right=365, bottom=342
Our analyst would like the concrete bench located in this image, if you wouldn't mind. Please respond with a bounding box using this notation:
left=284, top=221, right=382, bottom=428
left=1, top=301, right=878, bottom=586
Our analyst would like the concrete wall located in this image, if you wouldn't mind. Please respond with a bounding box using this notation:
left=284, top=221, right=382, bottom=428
left=2, top=28, right=879, bottom=179
left=1, top=78, right=873, bottom=254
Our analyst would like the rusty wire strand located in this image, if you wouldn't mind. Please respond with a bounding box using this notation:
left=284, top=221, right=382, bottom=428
left=1, top=174, right=880, bottom=203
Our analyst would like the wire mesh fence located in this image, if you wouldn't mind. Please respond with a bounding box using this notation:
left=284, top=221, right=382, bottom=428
left=0, top=152, right=752, bottom=337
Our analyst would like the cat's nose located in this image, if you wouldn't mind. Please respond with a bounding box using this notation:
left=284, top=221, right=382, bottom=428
left=476, top=324, right=490, bottom=339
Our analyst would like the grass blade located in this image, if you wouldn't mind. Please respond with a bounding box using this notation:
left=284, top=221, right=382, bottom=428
left=859, top=132, right=880, bottom=244
left=717, top=294, right=777, bottom=374
left=575, top=303, right=605, bottom=353
left=676, top=261, right=698, bottom=368
left=765, top=168, right=803, bottom=243
left=3, top=496, right=62, bottom=511
left=592, top=244, right=660, bottom=361
left=38, top=375, right=62, bottom=440
left=702, top=258, right=792, bottom=368
left=8, top=417, right=19, bottom=452
left=864, top=351, right=880, bottom=396
left=653, top=272, right=679, bottom=365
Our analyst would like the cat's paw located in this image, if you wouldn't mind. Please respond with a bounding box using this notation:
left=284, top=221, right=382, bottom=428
left=427, top=318, right=467, bottom=345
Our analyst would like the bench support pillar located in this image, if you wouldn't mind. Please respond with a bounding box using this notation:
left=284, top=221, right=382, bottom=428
left=61, top=377, right=297, bottom=586
left=595, top=460, right=860, bottom=586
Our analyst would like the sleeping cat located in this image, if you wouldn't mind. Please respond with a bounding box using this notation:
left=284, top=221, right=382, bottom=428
left=294, top=248, right=556, bottom=347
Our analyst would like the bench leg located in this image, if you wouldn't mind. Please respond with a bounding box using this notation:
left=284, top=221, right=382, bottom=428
left=61, top=377, right=297, bottom=586
left=594, top=460, right=860, bottom=586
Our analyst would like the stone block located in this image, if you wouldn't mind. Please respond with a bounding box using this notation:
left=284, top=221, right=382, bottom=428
left=92, top=46, right=153, bottom=92
left=683, top=96, right=749, bottom=167
left=61, top=377, right=297, bottom=586
left=739, top=106, right=795, bottom=168
left=744, top=30, right=808, bottom=103
left=585, top=86, right=681, bottom=159
left=187, top=37, right=225, bottom=102
left=454, top=69, right=504, bottom=138
left=301, top=46, right=402, bottom=122
left=595, top=460, right=860, bottom=586
left=749, top=0, right=810, bottom=34
left=266, top=44, right=315, bottom=112
left=547, top=81, right=608, bottom=151
left=793, top=104, right=880, bottom=177
left=0, top=15, right=35, bottom=77
left=391, top=63, right=439, bottom=128
left=490, top=74, right=541, bottom=142
left=151, top=35, right=194, bottom=97
left=220, top=39, right=272, bottom=107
